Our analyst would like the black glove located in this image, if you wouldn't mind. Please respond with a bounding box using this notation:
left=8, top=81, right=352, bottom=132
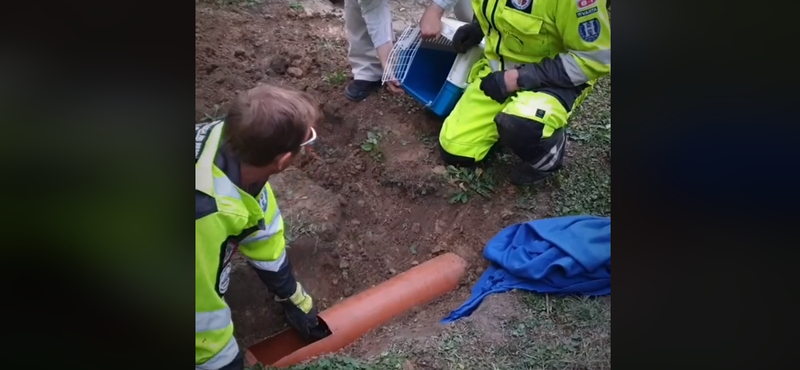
left=480, top=70, right=512, bottom=103
left=452, top=23, right=484, bottom=53
left=276, top=282, right=331, bottom=342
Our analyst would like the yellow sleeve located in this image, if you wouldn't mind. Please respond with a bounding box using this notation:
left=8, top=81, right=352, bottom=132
left=555, top=0, right=611, bottom=85
left=238, top=183, right=287, bottom=271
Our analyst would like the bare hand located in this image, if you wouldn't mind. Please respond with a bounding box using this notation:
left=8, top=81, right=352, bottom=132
left=386, top=80, right=405, bottom=94
left=420, top=4, right=445, bottom=39
left=503, top=69, right=520, bottom=94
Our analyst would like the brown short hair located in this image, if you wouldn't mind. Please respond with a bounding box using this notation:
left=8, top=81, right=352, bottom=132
left=223, top=84, right=321, bottom=166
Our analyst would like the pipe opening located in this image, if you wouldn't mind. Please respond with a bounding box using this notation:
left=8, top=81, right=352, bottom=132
left=309, top=316, right=333, bottom=342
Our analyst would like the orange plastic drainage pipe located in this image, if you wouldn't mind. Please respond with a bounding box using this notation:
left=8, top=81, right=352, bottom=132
left=248, top=252, right=468, bottom=367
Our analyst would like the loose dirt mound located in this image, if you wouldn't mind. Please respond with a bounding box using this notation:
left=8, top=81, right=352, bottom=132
left=197, top=0, right=550, bottom=354
left=269, top=166, right=344, bottom=242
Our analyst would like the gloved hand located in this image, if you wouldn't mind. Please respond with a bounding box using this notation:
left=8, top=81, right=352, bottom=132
left=480, top=70, right=512, bottom=103
left=452, top=23, right=484, bottom=53
left=275, top=282, right=330, bottom=342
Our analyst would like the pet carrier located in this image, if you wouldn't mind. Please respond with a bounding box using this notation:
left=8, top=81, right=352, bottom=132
left=383, top=18, right=485, bottom=117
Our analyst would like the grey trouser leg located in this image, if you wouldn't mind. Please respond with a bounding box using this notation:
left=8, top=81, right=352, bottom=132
left=344, top=0, right=387, bottom=81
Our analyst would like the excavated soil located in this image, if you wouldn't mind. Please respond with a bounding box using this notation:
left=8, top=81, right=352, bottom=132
left=196, top=0, right=555, bottom=357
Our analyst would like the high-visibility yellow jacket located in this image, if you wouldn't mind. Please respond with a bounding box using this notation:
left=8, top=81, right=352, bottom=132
left=195, top=121, right=296, bottom=369
left=436, top=0, right=611, bottom=86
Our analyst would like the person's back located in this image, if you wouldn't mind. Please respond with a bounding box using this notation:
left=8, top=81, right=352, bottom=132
left=196, top=85, right=328, bottom=370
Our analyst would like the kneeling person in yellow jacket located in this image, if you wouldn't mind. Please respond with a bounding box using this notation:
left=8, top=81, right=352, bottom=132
left=439, top=0, right=611, bottom=186
left=195, top=85, right=328, bottom=370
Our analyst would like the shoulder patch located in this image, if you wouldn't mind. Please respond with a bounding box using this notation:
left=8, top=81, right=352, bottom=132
left=578, top=19, right=601, bottom=42
left=257, top=189, right=269, bottom=213
left=506, top=0, right=533, bottom=13
left=577, top=0, right=596, bottom=9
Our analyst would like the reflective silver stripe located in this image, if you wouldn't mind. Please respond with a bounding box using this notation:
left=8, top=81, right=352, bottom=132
left=532, top=133, right=566, bottom=171
left=573, top=49, right=611, bottom=65
left=490, top=59, right=500, bottom=72
left=241, top=211, right=282, bottom=244
left=489, top=59, right=521, bottom=72
left=561, top=50, right=611, bottom=86
left=248, top=250, right=287, bottom=272
left=196, top=307, right=232, bottom=333
left=267, top=211, right=282, bottom=234
left=196, top=337, right=239, bottom=370
left=561, top=53, right=589, bottom=85
left=491, top=50, right=610, bottom=84
left=240, top=229, right=274, bottom=244
left=213, top=176, right=241, bottom=200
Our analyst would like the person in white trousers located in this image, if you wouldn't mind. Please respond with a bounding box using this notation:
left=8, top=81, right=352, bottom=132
left=343, top=0, right=472, bottom=102
left=419, top=0, right=474, bottom=39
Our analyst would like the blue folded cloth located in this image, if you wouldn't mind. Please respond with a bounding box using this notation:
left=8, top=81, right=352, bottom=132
left=441, top=215, right=611, bottom=323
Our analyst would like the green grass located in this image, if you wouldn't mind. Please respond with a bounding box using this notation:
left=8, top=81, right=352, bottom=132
left=283, top=212, right=320, bottom=245
left=411, top=295, right=609, bottom=370
left=320, top=41, right=338, bottom=52
left=201, top=103, right=225, bottom=123
left=360, top=131, right=384, bottom=162
left=323, top=71, right=347, bottom=85
left=550, top=76, right=611, bottom=217
left=288, top=1, right=304, bottom=11
left=511, top=294, right=611, bottom=370
left=445, top=165, right=496, bottom=204
left=253, top=292, right=609, bottom=370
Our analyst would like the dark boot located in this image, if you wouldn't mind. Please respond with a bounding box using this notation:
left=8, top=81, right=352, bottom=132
left=344, top=80, right=382, bottom=102
left=509, top=163, right=554, bottom=186
left=438, top=144, right=478, bottom=167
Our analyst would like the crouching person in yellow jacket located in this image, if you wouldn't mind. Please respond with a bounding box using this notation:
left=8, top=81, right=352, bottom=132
left=438, top=0, right=611, bottom=185
left=195, top=85, right=328, bottom=370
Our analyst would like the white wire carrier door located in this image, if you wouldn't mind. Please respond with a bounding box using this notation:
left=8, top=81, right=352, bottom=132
left=383, top=19, right=486, bottom=86
left=382, top=26, right=458, bottom=85
left=383, top=27, right=420, bottom=85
